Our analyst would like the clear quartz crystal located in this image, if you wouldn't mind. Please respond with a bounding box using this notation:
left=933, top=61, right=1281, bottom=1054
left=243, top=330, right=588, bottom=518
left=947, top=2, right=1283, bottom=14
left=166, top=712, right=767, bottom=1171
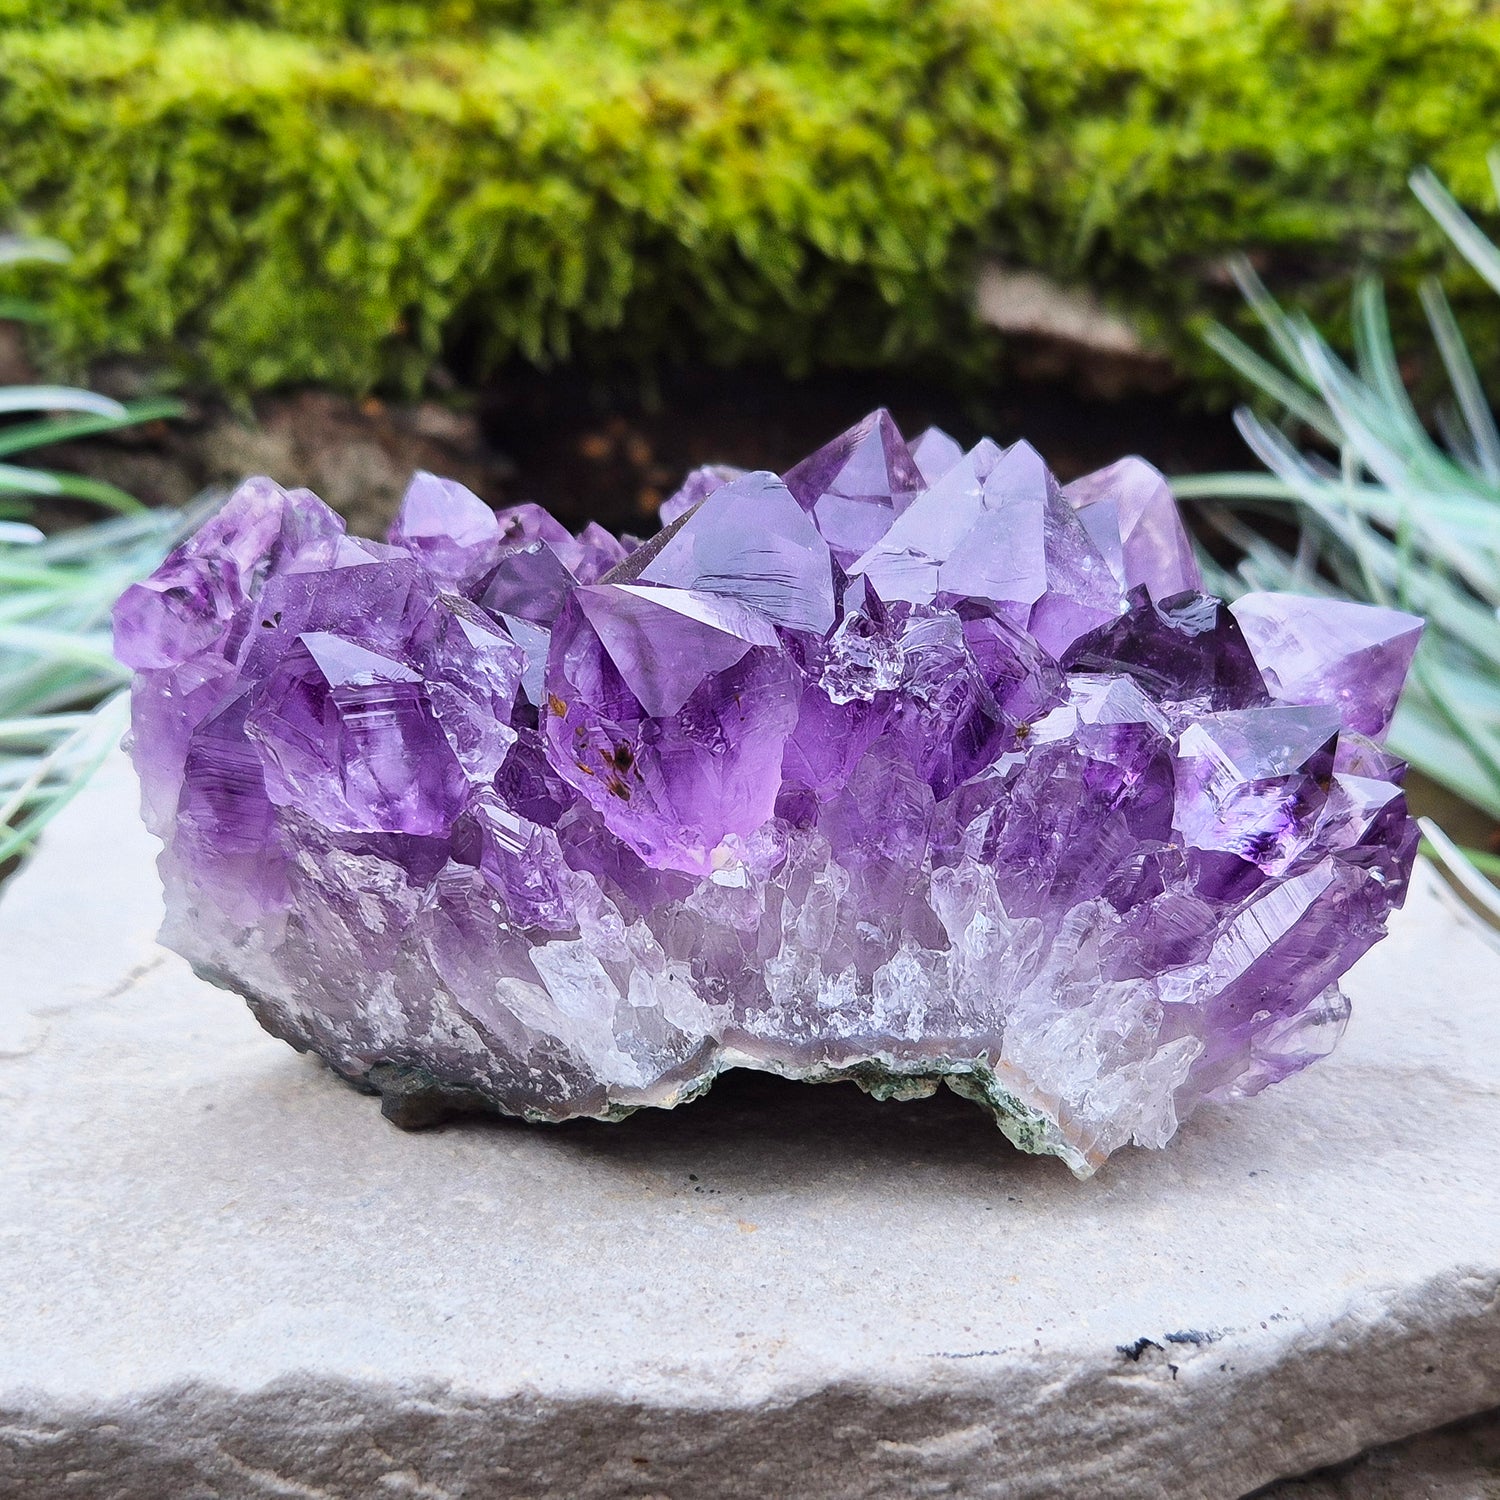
left=116, top=427, right=1422, bottom=1175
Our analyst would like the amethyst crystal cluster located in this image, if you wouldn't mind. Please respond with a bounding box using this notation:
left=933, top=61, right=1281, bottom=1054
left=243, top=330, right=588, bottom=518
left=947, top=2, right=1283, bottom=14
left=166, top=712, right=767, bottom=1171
left=115, top=412, right=1423, bottom=1174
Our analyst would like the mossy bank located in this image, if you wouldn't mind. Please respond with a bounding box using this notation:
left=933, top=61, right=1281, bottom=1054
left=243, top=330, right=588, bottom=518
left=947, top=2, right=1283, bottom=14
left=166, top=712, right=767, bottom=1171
left=3, top=0, right=1499, bottom=395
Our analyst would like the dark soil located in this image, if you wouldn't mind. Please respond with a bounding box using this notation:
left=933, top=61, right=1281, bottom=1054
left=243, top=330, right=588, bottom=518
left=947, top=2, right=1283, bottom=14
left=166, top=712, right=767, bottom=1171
left=33, top=356, right=1250, bottom=542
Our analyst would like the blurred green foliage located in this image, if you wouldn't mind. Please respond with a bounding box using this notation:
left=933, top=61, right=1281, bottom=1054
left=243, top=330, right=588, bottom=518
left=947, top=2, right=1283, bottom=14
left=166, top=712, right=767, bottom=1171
left=2, top=0, right=1500, bottom=394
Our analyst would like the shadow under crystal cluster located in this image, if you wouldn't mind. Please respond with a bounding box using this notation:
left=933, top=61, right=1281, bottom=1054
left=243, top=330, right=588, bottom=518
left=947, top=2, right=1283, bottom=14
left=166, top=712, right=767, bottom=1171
left=115, top=412, right=1423, bottom=1175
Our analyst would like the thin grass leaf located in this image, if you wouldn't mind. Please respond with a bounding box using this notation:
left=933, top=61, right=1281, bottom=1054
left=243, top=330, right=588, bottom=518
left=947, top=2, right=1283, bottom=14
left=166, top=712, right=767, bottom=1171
left=1228, top=256, right=1320, bottom=385
left=0, top=713, right=95, bottom=740
left=1415, top=678, right=1500, bottom=819
left=1452, top=843, right=1500, bottom=879
left=0, top=624, right=118, bottom=670
left=1202, top=323, right=1341, bottom=444
left=0, top=397, right=183, bottom=460
left=0, top=695, right=127, bottom=864
left=1411, top=167, right=1500, bottom=297
left=0, top=508, right=184, bottom=861
left=0, top=387, right=127, bottom=419
left=0, top=240, right=188, bottom=865
left=1417, top=817, right=1500, bottom=925
left=0, top=462, right=145, bottom=513
left=1419, top=277, right=1500, bottom=483
left=1350, top=278, right=1431, bottom=457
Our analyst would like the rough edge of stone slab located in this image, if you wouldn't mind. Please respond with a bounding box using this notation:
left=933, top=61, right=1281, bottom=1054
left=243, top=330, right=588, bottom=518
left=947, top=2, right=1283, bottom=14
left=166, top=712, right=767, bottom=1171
left=1251, top=1403, right=1500, bottom=1498
left=4, top=1268, right=1497, bottom=1500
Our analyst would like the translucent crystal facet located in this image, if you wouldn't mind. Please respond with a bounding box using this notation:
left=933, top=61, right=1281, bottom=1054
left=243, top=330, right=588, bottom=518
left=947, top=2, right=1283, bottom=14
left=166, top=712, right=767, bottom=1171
left=388, top=471, right=502, bottom=590
left=909, top=425, right=965, bottom=486
left=658, top=463, right=745, bottom=527
left=1064, top=455, right=1203, bottom=601
left=784, top=408, right=923, bottom=568
left=1230, top=592, right=1423, bottom=738
left=117, top=427, right=1422, bottom=1176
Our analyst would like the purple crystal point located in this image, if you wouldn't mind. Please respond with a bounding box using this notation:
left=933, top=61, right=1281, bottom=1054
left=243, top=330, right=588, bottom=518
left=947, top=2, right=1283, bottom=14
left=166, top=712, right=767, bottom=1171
left=961, top=602, right=1068, bottom=727
left=126, top=655, right=246, bottom=834
left=909, top=425, right=964, bottom=485
left=568, top=521, right=629, bottom=582
left=780, top=610, right=892, bottom=806
left=174, top=689, right=287, bottom=924
left=1230, top=592, right=1423, bottom=738
left=495, top=612, right=551, bottom=706
left=239, top=550, right=437, bottom=681
left=885, top=602, right=1063, bottom=797
left=850, top=437, right=1003, bottom=603
left=114, top=477, right=343, bottom=671
left=783, top=408, right=923, bottom=568
left=850, top=439, right=1119, bottom=652
left=1064, top=587, right=1269, bottom=713
left=464, top=792, right=583, bottom=931
left=637, top=470, right=836, bottom=635
left=246, top=631, right=467, bottom=837
left=1174, top=704, right=1343, bottom=871
left=118, top=433, right=1421, bottom=1178
left=950, top=666, right=1178, bottom=919
left=574, top=583, right=779, bottom=717
left=494, top=501, right=573, bottom=555
left=112, top=552, right=241, bottom=673
left=478, top=539, right=578, bottom=625
left=1178, top=702, right=1343, bottom=786
left=423, top=596, right=524, bottom=782
left=1314, top=771, right=1408, bottom=861
left=115, top=478, right=348, bottom=829
left=659, top=464, right=745, bottom=526
left=544, top=584, right=799, bottom=873
left=1333, top=730, right=1407, bottom=782
left=1064, top=456, right=1202, bottom=600
left=387, top=471, right=500, bottom=589
left=935, top=441, right=1059, bottom=612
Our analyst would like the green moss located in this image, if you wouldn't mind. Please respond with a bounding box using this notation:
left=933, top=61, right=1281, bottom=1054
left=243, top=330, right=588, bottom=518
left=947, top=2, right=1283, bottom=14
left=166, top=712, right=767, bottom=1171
left=2, top=0, right=1499, bottom=394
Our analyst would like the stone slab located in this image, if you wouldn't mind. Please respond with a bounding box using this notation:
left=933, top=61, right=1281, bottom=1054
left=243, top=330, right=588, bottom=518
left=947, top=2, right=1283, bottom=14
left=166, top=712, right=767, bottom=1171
left=1255, top=1405, right=1500, bottom=1498
left=2, top=751, right=1499, bottom=1500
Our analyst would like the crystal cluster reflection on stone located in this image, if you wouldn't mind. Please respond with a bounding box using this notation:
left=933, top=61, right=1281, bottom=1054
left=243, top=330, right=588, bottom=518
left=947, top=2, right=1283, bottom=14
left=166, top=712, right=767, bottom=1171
left=115, top=414, right=1423, bottom=1175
